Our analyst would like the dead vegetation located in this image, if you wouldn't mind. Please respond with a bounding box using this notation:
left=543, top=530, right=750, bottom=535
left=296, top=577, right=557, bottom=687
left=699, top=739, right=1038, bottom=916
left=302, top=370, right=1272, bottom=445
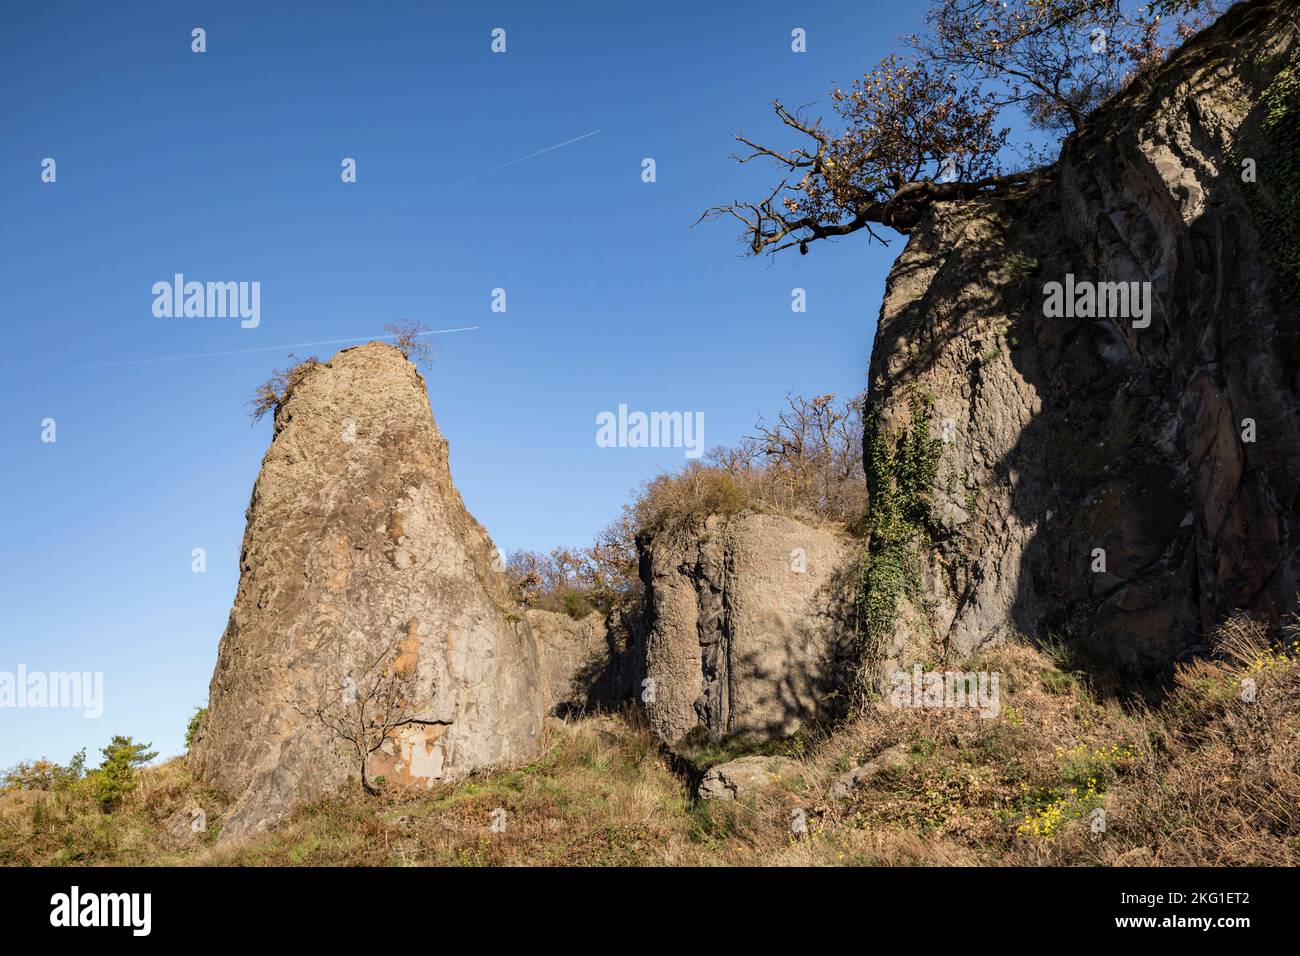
left=247, top=354, right=320, bottom=423
left=383, top=320, right=437, bottom=367
left=506, top=392, right=866, bottom=619
left=4, top=615, right=1296, bottom=867
left=635, top=391, right=867, bottom=534
left=246, top=321, right=436, bottom=424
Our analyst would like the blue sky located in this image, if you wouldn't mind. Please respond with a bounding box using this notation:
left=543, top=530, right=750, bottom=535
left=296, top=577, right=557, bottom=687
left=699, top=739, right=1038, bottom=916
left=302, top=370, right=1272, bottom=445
left=0, top=0, right=944, bottom=767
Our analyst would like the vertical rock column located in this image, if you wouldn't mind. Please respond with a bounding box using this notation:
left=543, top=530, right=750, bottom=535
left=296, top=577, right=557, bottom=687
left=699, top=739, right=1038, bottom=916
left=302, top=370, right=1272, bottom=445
left=190, top=343, right=542, bottom=839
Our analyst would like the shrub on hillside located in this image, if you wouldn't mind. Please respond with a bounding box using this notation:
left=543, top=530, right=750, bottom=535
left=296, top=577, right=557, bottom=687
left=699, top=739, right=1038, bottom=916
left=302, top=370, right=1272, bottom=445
left=506, top=517, right=639, bottom=619
left=1, top=749, right=86, bottom=793
left=93, top=736, right=157, bottom=812
left=184, top=707, right=206, bottom=752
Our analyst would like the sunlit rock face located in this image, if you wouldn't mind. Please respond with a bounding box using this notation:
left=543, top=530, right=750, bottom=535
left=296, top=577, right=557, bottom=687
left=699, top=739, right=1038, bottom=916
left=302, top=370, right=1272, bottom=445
left=190, top=343, right=543, bottom=840
left=640, top=512, right=854, bottom=744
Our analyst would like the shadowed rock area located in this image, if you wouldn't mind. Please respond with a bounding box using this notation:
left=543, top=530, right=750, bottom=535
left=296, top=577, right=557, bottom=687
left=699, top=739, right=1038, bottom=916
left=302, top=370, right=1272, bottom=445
left=863, top=0, right=1300, bottom=684
left=190, top=343, right=543, bottom=839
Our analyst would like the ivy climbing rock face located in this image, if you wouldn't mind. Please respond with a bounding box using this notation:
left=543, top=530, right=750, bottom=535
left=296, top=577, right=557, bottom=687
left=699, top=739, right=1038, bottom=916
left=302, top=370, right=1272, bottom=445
left=1236, top=54, right=1300, bottom=294
left=855, top=387, right=944, bottom=697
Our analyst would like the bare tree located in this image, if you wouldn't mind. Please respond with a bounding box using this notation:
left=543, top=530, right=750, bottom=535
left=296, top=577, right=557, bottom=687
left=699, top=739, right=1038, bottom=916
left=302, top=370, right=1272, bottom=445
left=247, top=353, right=319, bottom=423
left=701, top=0, right=1214, bottom=257
left=909, top=0, right=1214, bottom=133
left=293, top=636, right=424, bottom=795
left=908, top=0, right=1129, bottom=134
left=505, top=517, right=641, bottom=617
left=384, top=319, right=437, bottom=367
left=705, top=438, right=763, bottom=477
left=697, top=57, right=1023, bottom=256
left=247, top=320, right=438, bottom=423
left=748, top=392, right=866, bottom=520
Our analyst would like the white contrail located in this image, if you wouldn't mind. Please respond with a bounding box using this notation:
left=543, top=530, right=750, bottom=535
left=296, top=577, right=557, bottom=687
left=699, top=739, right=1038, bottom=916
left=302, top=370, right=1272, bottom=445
left=389, top=129, right=601, bottom=209
left=21, top=326, right=478, bottom=375
left=19, top=133, right=596, bottom=375
left=442, top=129, right=601, bottom=190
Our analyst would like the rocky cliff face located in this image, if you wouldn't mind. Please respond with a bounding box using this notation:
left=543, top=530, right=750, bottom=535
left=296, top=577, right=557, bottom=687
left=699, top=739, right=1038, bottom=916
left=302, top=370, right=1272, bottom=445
left=529, top=607, right=644, bottom=714
left=191, top=343, right=543, bottom=839
left=189, top=4, right=1300, bottom=820
left=863, top=0, right=1300, bottom=683
left=640, top=513, right=854, bottom=743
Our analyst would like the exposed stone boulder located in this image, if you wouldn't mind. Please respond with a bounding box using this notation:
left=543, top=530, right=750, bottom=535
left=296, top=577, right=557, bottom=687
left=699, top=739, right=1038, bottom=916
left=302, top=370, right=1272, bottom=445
left=190, top=343, right=543, bottom=840
left=829, top=744, right=909, bottom=801
left=640, top=512, right=854, bottom=745
left=862, top=0, right=1300, bottom=682
left=161, top=807, right=207, bottom=850
left=698, top=755, right=803, bottom=802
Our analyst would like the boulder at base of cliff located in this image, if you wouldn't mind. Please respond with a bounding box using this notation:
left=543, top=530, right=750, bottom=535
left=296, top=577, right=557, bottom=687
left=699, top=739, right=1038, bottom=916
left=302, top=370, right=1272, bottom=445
left=698, top=755, right=804, bottom=801
left=189, top=343, right=543, bottom=840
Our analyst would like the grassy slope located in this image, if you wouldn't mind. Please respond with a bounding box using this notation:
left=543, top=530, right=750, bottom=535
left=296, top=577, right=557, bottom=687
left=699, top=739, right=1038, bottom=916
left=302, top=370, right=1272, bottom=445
left=3, top=622, right=1298, bottom=867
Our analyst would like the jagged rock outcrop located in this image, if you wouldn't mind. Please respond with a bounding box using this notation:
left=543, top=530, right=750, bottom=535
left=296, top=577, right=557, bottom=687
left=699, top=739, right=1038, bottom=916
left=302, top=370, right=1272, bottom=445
left=863, top=0, right=1300, bottom=681
left=190, top=343, right=543, bottom=839
left=640, top=512, right=855, bottom=744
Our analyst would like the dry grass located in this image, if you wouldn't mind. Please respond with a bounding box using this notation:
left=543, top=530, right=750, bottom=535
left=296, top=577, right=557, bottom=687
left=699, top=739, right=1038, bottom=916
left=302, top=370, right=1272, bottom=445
left=4, top=618, right=1298, bottom=866
left=633, top=461, right=863, bottom=538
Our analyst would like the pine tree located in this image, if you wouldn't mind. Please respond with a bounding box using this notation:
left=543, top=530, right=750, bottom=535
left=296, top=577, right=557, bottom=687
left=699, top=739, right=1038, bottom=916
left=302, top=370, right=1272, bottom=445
left=93, top=736, right=157, bottom=811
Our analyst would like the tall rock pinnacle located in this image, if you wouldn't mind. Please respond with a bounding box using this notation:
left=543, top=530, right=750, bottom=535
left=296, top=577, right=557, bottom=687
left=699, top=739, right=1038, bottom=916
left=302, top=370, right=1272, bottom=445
left=190, top=343, right=543, bottom=839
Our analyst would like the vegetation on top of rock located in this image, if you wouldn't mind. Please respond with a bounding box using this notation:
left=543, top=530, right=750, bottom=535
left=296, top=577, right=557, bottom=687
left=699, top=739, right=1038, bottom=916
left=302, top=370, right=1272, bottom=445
left=246, top=320, right=436, bottom=423
left=700, top=0, right=1219, bottom=256
left=247, top=353, right=320, bottom=424
left=382, top=320, right=437, bottom=367
left=506, top=391, right=866, bottom=616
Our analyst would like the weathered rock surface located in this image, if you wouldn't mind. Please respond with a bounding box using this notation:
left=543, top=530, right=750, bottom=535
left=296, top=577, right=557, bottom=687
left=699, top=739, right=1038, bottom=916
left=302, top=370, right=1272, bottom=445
left=640, top=512, right=854, bottom=744
left=529, top=608, right=644, bottom=714
left=829, top=744, right=909, bottom=801
left=190, top=343, right=543, bottom=839
left=864, top=0, right=1300, bottom=681
left=697, top=755, right=803, bottom=801
left=161, top=807, right=207, bottom=850
left=530, top=609, right=608, bottom=715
